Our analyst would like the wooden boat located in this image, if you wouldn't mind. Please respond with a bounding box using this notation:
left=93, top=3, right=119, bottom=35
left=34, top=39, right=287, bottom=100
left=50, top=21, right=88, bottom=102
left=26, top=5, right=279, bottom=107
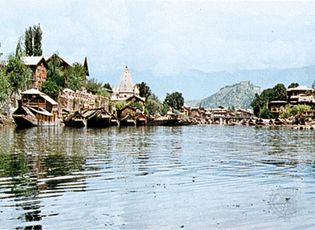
left=119, top=114, right=136, bottom=127
left=12, top=89, right=59, bottom=128
left=84, top=108, right=111, bottom=128
left=136, top=113, right=147, bottom=126
left=63, top=111, right=86, bottom=128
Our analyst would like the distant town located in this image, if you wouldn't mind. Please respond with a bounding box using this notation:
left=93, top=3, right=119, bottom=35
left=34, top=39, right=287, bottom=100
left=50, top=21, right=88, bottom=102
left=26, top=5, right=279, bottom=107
left=1, top=24, right=315, bottom=130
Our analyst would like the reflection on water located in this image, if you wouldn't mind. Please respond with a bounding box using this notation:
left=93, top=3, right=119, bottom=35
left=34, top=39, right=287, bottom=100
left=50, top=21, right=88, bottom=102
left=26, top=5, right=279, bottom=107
left=0, top=126, right=314, bottom=229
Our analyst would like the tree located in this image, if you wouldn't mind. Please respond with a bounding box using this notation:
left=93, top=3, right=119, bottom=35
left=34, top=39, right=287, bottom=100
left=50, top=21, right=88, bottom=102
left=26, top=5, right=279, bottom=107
left=0, top=68, right=10, bottom=104
left=85, top=78, right=110, bottom=97
left=24, top=24, right=43, bottom=56
left=64, top=63, right=87, bottom=91
left=86, top=78, right=102, bottom=94
left=6, top=55, right=32, bottom=106
left=145, top=94, right=163, bottom=115
left=288, top=82, right=299, bottom=89
left=163, top=91, right=184, bottom=110
left=6, top=55, right=32, bottom=92
left=103, top=83, right=113, bottom=93
left=15, top=38, right=24, bottom=58
left=271, top=83, right=287, bottom=101
left=136, top=82, right=152, bottom=99
left=42, top=54, right=65, bottom=99
left=24, top=27, right=33, bottom=56
left=251, top=83, right=287, bottom=117
left=33, top=24, right=43, bottom=56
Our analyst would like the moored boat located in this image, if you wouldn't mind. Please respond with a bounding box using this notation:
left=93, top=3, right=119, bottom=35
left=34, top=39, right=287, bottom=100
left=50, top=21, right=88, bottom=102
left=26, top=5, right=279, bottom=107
left=63, top=111, right=86, bottom=128
left=84, top=108, right=111, bottom=128
left=12, top=89, right=59, bottom=128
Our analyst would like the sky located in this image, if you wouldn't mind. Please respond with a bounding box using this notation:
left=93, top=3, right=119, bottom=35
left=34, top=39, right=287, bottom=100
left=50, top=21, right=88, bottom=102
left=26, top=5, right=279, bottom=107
left=1, top=0, right=315, bottom=99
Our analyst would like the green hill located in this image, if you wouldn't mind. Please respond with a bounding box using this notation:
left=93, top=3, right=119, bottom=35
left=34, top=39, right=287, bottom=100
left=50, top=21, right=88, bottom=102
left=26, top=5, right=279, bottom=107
left=186, top=81, right=262, bottom=109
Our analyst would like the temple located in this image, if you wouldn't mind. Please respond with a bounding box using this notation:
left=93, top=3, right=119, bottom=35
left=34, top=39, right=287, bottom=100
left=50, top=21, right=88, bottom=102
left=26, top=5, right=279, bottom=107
left=111, top=66, right=143, bottom=100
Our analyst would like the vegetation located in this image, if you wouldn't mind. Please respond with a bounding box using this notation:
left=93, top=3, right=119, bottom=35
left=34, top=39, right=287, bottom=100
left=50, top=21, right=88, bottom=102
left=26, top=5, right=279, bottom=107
left=163, top=91, right=184, bottom=110
left=145, top=94, right=163, bottom=116
left=42, top=54, right=65, bottom=99
left=288, top=82, right=299, bottom=89
left=280, top=104, right=311, bottom=119
left=64, top=63, right=87, bottom=91
left=86, top=78, right=110, bottom=97
left=24, top=24, right=43, bottom=56
left=251, top=83, right=287, bottom=118
left=25, top=27, right=33, bottom=56
left=5, top=55, right=32, bottom=106
left=136, top=82, right=152, bottom=99
left=33, top=24, right=43, bottom=56
left=129, top=101, right=143, bottom=111
left=0, top=68, right=10, bottom=104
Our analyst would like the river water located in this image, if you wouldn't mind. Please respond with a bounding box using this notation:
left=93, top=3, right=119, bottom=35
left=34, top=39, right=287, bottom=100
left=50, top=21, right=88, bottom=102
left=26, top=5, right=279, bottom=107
left=0, top=125, right=314, bottom=229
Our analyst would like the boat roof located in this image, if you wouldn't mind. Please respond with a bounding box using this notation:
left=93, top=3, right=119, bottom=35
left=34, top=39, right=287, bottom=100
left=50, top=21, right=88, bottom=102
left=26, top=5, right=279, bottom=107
left=22, top=88, right=58, bottom=105
left=28, top=107, right=53, bottom=116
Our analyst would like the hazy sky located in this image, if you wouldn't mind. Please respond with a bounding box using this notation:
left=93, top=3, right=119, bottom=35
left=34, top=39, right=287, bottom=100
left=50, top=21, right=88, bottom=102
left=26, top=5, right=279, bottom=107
left=1, top=0, right=315, bottom=99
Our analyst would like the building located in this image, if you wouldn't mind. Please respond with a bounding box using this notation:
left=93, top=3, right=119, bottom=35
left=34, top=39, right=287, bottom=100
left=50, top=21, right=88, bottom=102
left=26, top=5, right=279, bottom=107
left=287, top=86, right=314, bottom=104
left=58, top=88, right=109, bottom=113
left=22, top=54, right=90, bottom=90
left=112, top=66, right=142, bottom=99
left=111, top=66, right=145, bottom=110
left=268, top=101, right=287, bottom=117
left=22, top=56, right=48, bottom=90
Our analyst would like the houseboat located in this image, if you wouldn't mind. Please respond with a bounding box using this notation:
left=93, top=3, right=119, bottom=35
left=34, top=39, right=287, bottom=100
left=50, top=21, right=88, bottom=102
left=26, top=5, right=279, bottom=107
left=12, top=89, right=59, bottom=128
left=83, top=108, right=112, bottom=128
left=63, top=111, right=86, bottom=128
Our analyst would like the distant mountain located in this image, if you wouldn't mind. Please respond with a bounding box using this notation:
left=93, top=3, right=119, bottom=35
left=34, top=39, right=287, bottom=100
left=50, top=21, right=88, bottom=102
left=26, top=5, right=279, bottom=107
left=185, top=81, right=262, bottom=109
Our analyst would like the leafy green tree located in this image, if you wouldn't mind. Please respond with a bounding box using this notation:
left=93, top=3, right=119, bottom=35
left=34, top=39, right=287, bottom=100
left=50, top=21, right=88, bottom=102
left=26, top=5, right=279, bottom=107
left=24, top=27, right=33, bottom=56
left=145, top=94, right=163, bottom=115
left=288, top=82, right=299, bottom=89
left=271, top=83, right=287, bottom=101
left=6, top=55, right=32, bottom=107
left=15, top=38, right=24, bottom=58
left=6, top=55, right=32, bottom=100
left=163, top=91, right=184, bottom=110
left=136, top=82, right=152, bottom=99
left=64, top=63, right=87, bottom=91
left=0, top=68, right=10, bottom=104
left=130, top=101, right=143, bottom=111
left=42, top=54, right=65, bottom=99
left=251, top=83, right=287, bottom=117
left=85, top=78, right=110, bottom=97
left=259, top=107, right=275, bottom=119
left=103, top=83, right=112, bottom=92
left=86, top=78, right=103, bottom=94
left=33, top=24, right=43, bottom=56
left=41, top=80, right=60, bottom=100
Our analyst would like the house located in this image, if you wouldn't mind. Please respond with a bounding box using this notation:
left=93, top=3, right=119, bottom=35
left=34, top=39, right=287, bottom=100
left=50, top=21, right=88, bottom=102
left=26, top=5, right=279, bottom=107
left=268, top=101, right=287, bottom=117
left=22, top=56, right=48, bottom=90
left=287, top=86, right=314, bottom=104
